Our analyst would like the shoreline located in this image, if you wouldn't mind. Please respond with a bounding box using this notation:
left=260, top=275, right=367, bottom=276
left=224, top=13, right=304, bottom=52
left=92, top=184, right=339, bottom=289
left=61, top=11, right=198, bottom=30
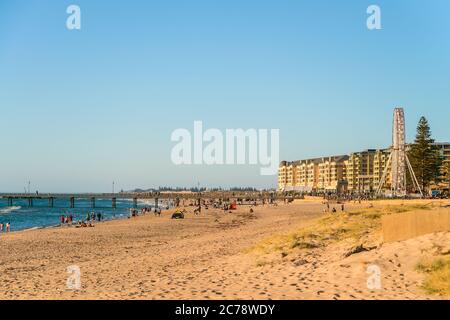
left=0, top=210, right=163, bottom=235
left=0, top=202, right=172, bottom=234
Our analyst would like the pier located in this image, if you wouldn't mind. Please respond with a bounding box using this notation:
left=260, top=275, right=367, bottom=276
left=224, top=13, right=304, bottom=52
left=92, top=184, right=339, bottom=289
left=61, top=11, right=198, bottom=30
left=1, top=194, right=135, bottom=209
left=0, top=191, right=297, bottom=209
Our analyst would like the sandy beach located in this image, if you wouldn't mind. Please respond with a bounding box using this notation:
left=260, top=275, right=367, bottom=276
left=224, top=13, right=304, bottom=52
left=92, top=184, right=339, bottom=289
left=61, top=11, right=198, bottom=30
left=0, top=199, right=449, bottom=300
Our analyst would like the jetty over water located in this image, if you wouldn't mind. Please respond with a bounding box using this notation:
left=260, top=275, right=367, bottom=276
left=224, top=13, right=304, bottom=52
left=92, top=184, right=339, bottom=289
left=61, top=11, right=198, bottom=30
left=0, top=191, right=298, bottom=209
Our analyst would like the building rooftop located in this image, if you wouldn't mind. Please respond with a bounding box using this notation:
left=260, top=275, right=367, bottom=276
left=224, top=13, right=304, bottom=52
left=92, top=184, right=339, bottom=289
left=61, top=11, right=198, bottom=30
left=279, top=142, right=449, bottom=167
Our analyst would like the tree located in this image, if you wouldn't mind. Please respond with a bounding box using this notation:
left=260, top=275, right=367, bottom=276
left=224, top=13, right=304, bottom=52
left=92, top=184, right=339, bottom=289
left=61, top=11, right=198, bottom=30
left=407, top=117, right=443, bottom=193
left=444, top=162, right=450, bottom=191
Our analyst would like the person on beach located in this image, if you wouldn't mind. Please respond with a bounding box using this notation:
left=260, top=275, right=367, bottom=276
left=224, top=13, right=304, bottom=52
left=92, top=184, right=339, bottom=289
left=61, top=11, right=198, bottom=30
left=86, top=213, right=91, bottom=222
left=97, top=212, right=102, bottom=221
left=60, top=215, right=65, bottom=225
left=0, top=222, right=3, bottom=232
left=6, top=222, right=10, bottom=232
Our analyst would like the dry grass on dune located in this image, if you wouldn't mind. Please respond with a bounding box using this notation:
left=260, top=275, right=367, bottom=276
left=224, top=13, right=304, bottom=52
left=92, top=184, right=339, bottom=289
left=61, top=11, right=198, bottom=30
left=416, top=250, right=450, bottom=296
left=247, top=203, right=436, bottom=256
left=243, top=202, right=450, bottom=299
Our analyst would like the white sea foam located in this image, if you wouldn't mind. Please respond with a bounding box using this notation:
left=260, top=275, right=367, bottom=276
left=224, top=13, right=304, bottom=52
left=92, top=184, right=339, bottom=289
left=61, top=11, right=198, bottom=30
left=0, top=206, right=22, bottom=214
left=137, top=199, right=155, bottom=206
left=22, top=226, right=41, bottom=232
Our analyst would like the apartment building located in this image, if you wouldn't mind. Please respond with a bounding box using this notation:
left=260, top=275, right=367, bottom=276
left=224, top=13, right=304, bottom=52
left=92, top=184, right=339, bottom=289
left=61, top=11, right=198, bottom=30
left=279, top=142, right=450, bottom=193
left=346, top=150, right=377, bottom=193
left=278, top=156, right=347, bottom=192
left=317, top=156, right=349, bottom=192
left=433, top=142, right=450, bottom=191
left=373, top=148, right=392, bottom=191
left=435, top=142, right=450, bottom=163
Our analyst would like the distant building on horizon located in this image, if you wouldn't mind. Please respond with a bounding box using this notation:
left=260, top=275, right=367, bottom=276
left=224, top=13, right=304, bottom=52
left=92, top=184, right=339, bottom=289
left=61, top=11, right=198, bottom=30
left=278, top=142, right=450, bottom=194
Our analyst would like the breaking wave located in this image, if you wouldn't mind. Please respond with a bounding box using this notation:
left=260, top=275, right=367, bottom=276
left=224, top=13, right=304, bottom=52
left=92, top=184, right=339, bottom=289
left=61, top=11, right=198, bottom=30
left=0, top=206, right=22, bottom=214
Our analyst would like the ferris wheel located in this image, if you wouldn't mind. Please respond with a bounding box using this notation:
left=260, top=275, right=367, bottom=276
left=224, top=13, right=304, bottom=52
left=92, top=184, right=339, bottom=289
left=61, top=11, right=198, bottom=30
left=376, top=108, right=423, bottom=197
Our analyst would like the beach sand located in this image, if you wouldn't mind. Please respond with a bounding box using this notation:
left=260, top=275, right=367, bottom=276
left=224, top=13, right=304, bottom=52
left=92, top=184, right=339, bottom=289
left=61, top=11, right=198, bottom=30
left=0, top=200, right=448, bottom=300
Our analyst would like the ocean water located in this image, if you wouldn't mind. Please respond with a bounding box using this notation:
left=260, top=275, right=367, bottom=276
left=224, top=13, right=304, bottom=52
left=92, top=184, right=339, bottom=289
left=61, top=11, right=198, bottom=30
left=0, top=198, right=169, bottom=232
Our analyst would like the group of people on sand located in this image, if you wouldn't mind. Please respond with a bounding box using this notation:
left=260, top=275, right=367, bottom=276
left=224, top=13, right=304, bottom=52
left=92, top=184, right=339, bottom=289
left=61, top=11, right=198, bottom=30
left=75, top=212, right=103, bottom=228
left=85, top=212, right=103, bottom=222
left=129, top=207, right=163, bottom=218
left=59, top=212, right=103, bottom=228
left=76, top=220, right=95, bottom=228
left=324, top=201, right=345, bottom=213
left=0, top=222, right=11, bottom=233
left=140, top=207, right=152, bottom=215
left=60, top=214, right=73, bottom=225
left=129, top=209, right=139, bottom=218
left=172, top=198, right=275, bottom=216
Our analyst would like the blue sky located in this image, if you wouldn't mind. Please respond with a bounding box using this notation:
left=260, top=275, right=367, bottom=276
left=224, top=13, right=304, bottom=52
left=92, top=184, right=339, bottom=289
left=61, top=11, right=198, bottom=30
left=0, top=0, right=449, bottom=192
